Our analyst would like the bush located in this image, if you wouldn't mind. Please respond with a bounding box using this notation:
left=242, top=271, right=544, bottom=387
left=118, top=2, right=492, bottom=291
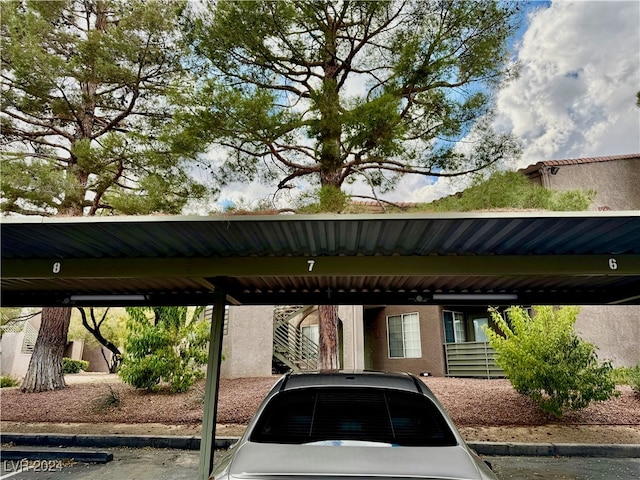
left=627, top=365, right=640, bottom=395
left=424, top=171, right=595, bottom=212
left=486, top=306, right=618, bottom=418
left=119, top=306, right=209, bottom=393
left=1, top=375, right=20, bottom=388
left=62, top=357, right=89, bottom=374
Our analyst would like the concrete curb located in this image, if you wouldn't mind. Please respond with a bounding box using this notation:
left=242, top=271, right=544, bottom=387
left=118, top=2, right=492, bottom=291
left=0, top=447, right=113, bottom=463
left=1, top=433, right=229, bottom=450
left=467, top=441, right=640, bottom=458
left=2, top=433, right=639, bottom=458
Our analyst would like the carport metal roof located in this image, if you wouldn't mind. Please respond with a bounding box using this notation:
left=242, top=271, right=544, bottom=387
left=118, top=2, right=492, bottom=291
left=2, top=211, right=640, bottom=306
left=3, top=210, right=640, bottom=480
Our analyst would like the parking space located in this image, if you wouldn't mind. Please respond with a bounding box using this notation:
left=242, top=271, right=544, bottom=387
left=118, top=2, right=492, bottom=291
left=2, top=449, right=639, bottom=480
left=488, top=455, right=640, bottom=479
left=0, top=448, right=203, bottom=480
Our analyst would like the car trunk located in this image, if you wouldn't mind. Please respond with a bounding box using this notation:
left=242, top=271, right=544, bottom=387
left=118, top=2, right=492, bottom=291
left=227, top=442, right=484, bottom=479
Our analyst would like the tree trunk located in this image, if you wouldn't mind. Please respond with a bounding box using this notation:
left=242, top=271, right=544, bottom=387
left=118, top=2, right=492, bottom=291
left=78, top=307, right=122, bottom=373
left=20, top=4, right=106, bottom=392
left=318, top=305, right=339, bottom=371
left=21, top=307, right=72, bottom=393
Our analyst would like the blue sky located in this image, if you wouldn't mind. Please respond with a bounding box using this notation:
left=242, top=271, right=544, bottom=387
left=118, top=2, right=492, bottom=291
left=208, top=0, right=640, bottom=210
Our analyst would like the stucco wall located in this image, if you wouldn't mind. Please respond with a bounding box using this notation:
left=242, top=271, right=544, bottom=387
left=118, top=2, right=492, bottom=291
left=220, top=305, right=274, bottom=378
left=338, top=305, right=365, bottom=370
left=542, top=159, right=640, bottom=211
left=82, top=345, right=114, bottom=372
left=1, top=332, right=28, bottom=377
left=364, top=306, right=446, bottom=376
left=575, top=305, right=640, bottom=368
left=63, top=340, right=84, bottom=361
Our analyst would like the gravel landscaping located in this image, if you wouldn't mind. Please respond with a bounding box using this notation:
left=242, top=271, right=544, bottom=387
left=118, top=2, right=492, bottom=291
left=1, top=374, right=638, bottom=444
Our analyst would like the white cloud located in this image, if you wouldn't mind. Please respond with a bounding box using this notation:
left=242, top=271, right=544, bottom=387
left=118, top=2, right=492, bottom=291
left=496, top=0, right=640, bottom=167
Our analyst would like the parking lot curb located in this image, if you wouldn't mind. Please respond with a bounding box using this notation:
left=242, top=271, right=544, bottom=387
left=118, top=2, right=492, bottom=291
left=0, top=446, right=113, bottom=463
left=467, top=441, right=640, bottom=458
left=2, top=433, right=638, bottom=457
left=1, top=433, right=231, bottom=450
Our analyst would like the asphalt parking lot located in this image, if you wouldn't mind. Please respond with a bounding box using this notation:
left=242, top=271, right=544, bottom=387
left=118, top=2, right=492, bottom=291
left=1, top=448, right=639, bottom=480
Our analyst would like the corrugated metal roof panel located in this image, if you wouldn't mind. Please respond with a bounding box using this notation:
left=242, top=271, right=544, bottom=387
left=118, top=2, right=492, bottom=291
left=3, top=212, right=640, bottom=259
left=2, top=212, right=639, bottom=306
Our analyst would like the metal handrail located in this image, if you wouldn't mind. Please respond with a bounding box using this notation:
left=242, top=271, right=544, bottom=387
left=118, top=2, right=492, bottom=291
left=273, top=305, right=318, bottom=371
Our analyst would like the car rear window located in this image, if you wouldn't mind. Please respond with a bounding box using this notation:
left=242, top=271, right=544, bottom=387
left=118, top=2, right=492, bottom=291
left=250, top=387, right=457, bottom=446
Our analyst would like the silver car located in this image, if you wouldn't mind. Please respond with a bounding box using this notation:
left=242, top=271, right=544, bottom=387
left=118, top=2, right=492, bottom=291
left=210, top=371, right=497, bottom=480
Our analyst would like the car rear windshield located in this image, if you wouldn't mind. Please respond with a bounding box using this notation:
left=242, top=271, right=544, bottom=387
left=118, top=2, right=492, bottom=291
left=250, top=387, right=457, bottom=446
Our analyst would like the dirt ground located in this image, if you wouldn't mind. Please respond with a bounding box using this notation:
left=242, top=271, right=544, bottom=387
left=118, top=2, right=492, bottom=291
left=1, top=373, right=639, bottom=444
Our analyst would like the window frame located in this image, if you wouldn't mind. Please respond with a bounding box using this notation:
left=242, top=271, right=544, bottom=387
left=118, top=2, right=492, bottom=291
left=386, top=312, right=422, bottom=359
left=443, top=310, right=467, bottom=344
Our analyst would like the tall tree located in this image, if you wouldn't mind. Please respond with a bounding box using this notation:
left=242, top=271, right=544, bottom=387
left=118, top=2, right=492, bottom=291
left=1, top=0, right=206, bottom=392
left=184, top=0, right=521, bottom=199
left=185, top=0, right=521, bottom=367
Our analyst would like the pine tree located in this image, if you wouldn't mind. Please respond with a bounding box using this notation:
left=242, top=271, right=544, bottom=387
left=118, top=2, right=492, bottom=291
left=1, top=0, right=206, bottom=392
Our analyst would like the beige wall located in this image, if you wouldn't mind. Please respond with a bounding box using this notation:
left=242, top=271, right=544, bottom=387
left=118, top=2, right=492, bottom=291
left=82, top=345, right=114, bottom=372
left=338, top=305, right=365, bottom=370
left=364, top=306, right=446, bottom=376
left=1, top=316, right=42, bottom=378
left=220, top=305, right=274, bottom=378
left=63, top=340, right=84, bottom=361
left=575, top=306, right=640, bottom=368
left=535, top=159, right=640, bottom=211
left=0, top=332, right=30, bottom=378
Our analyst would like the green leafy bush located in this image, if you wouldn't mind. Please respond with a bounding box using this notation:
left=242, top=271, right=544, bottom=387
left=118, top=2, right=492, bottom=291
left=119, top=306, right=209, bottom=393
left=486, top=306, right=618, bottom=418
left=627, top=365, right=640, bottom=395
left=297, top=186, right=349, bottom=213
left=1, top=375, right=20, bottom=388
left=62, top=357, right=89, bottom=374
left=424, top=171, right=595, bottom=212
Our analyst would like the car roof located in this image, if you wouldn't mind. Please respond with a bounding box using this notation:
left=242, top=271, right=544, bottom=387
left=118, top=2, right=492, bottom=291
left=279, top=370, right=425, bottom=393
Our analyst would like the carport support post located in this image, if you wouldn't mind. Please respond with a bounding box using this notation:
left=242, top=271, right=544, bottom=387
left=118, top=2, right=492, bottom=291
left=198, top=293, right=226, bottom=480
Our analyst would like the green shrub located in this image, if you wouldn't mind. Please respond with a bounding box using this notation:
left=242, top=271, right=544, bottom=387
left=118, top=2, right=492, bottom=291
left=628, top=365, right=640, bottom=395
left=119, top=306, right=209, bottom=393
left=62, top=358, right=89, bottom=374
left=486, top=306, right=618, bottom=418
left=1, top=375, right=20, bottom=388
left=424, top=171, right=594, bottom=212
left=296, top=186, right=349, bottom=213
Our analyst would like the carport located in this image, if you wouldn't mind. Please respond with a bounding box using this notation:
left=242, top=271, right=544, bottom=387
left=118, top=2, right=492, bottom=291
left=2, top=211, right=640, bottom=479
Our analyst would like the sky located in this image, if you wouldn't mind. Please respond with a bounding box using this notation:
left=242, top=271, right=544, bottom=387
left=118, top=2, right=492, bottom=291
left=208, top=0, right=640, bottom=211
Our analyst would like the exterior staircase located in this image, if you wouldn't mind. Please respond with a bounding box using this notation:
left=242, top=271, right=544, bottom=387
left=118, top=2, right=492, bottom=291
left=273, top=305, right=318, bottom=372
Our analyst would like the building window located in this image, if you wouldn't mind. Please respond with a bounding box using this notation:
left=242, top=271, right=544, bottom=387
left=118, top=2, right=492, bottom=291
left=301, top=324, right=319, bottom=360
left=443, top=310, right=466, bottom=343
left=302, top=324, right=319, bottom=345
left=472, top=318, right=489, bottom=342
left=387, top=313, right=421, bottom=358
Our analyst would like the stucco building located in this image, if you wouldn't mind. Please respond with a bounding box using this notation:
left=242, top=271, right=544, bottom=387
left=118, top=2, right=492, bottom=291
left=519, top=153, right=640, bottom=211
